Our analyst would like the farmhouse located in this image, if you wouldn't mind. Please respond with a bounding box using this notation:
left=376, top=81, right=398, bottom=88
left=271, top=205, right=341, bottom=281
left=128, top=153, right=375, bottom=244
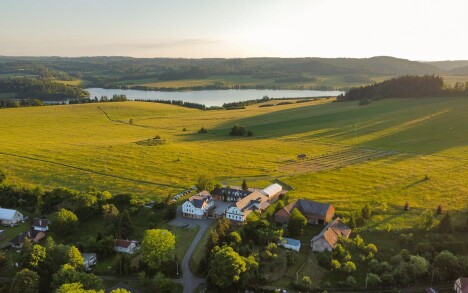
left=32, top=218, right=49, bottom=232
left=455, top=277, right=468, bottom=293
left=114, top=239, right=138, bottom=254
left=0, top=207, right=23, bottom=227
left=82, top=253, right=97, bottom=271
left=279, top=237, right=301, bottom=252
left=260, top=183, right=283, bottom=199
left=9, top=229, right=46, bottom=249
left=182, top=191, right=214, bottom=219
left=225, top=191, right=270, bottom=222
left=275, top=199, right=334, bottom=225
left=310, top=218, right=351, bottom=252
left=211, top=187, right=251, bottom=202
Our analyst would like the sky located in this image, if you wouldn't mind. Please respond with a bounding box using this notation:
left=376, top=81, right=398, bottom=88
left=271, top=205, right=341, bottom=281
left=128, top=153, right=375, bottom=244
left=0, top=0, right=467, bottom=60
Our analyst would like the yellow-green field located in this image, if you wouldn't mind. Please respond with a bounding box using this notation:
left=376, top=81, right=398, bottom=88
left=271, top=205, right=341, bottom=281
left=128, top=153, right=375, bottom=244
left=1, top=97, right=467, bottom=230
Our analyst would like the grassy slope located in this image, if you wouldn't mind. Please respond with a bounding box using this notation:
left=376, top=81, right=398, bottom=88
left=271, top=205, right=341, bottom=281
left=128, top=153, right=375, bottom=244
left=0, top=97, right=467, bottom=231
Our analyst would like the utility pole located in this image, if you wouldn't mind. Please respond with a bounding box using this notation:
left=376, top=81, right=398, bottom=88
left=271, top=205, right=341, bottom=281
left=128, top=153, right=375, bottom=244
left=365, top=272, right=369, bottom=289
left=431, top=268, right=435, bottom=286
left=176, top=257, right=179, bottom=276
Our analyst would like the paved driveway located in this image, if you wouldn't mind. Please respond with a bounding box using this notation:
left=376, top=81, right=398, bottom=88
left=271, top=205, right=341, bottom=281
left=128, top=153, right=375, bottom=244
left=170, top=208, right=213, bottom=293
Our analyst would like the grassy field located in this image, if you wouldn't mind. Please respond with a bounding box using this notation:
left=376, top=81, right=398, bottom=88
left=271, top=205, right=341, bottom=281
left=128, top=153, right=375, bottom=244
left=0, top=97, right=467, bottom=233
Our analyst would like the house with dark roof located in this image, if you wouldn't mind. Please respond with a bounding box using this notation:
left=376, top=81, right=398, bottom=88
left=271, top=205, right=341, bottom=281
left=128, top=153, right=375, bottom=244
left=32, top=218, right=49, bottom=232
left=211, top=187, right=252, bottom=202
left=225, top=191, right=270, bottom=222
left=455, top=277, right=468, bottom=293
left=310, top=218, right=351, bottom=252
left=275, top=199, right=334, bottom=225
left=9, top=229, right=46, bottom=249
left=182, top=190, right=214, bottom=219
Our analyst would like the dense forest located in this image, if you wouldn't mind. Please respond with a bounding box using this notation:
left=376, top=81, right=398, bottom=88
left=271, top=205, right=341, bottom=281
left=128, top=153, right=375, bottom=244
left=0, top=78, right=89, bottom=100
left=337, top=75, right=468, bottom=102
left=0, top=56, right=449, bottom=89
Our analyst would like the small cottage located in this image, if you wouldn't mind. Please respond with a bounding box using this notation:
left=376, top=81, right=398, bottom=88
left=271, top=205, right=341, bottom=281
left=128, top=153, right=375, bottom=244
left=311, top=218, right=351, bottom=252
left=9, top=229, right=46, bottom=249
left=32, top=218, right=49, bottom=232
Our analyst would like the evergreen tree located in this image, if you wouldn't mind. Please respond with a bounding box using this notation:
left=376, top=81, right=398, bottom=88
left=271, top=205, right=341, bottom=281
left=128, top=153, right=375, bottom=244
left=241, top=179, right=248, bottom=191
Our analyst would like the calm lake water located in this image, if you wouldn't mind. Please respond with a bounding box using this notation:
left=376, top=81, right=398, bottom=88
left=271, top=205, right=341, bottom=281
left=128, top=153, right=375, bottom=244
left=85, top=88, right=343, bottom=107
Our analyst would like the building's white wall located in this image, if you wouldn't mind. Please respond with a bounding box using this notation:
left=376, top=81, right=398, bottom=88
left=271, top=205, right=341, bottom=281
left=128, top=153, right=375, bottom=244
left=226, top=207, right=245, bottom=221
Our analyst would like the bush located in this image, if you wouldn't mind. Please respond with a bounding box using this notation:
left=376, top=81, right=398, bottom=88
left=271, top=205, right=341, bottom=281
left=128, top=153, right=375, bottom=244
left=198, top=127, right=208, bottom=134
left=229, top=125, right=247, bottom=136
left=342, top=261, right=356, bottom=273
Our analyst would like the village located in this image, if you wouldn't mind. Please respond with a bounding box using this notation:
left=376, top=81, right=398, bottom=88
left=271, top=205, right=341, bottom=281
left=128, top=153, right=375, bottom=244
left=1, top=177, right=467, bottom=293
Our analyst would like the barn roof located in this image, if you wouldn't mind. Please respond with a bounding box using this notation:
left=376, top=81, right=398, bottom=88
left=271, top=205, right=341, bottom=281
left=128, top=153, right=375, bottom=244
left=261, top=183, right=283, bottom=197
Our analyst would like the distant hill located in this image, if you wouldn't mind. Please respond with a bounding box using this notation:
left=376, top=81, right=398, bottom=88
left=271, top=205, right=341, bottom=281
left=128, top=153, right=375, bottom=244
left=0, top=55, right=447, bottom=90
left=447, top=65, right=468, bottom=75
left=425, top=60, right=468, bottom=71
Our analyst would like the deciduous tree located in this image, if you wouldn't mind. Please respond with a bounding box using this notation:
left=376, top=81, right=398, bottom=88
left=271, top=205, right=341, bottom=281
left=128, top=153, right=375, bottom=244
left=141, top=229, right=176, bottom=270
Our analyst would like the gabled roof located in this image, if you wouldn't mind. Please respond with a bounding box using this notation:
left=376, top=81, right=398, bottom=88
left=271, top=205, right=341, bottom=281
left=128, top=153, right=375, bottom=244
left=311, top=218, right=351, bottom=247
left=115, top=239, right=133, bottom=248
left=234, top=191, right=269, bottom=212
left=0, top=208, right=20, bottom=220
left=261, top=183, right=283, bottom=197
left=32, top=218, right=49, bottom=228
left=296, top=199, right=332, bottom=217
left=9, top=229, right=43, bottom=245
left=276, top=199, right=332, bottom=218
left=188, top=191, right=213, bottom=209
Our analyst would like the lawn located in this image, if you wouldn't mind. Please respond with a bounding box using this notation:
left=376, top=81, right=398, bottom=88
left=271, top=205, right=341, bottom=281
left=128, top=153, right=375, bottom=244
left=0, top=96, right=467, bottom=233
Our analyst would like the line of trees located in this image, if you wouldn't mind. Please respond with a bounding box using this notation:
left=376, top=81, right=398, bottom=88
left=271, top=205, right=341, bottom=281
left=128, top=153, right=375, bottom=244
left=222, top=95, right=271, bottom=109
left=337, top=75, right=446, bottom=101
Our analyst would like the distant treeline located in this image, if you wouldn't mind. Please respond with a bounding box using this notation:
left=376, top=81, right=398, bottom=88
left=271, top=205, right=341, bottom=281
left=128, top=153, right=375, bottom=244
left=134, top=99, right=208, bottom=110
left=0, top=98, right=47, bottom=108
left=222, top=96, right=271, bottom=109
left=338, top=75, right=468, bottom=102
left=0, top=77, right=89, bottom=100
left=69, top=94, right=128, bottom=104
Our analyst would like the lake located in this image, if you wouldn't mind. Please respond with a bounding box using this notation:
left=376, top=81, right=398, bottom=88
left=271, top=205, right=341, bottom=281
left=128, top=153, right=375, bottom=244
left=85, top=88, right=343, bottom=107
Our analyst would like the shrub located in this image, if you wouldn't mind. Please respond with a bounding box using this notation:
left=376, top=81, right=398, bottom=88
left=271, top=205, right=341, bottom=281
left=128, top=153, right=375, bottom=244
left=198, top=127, right=208, bottom=134
left=342, top=261, right=356, bottom=273
left=229, top=124, right=247, bottom=136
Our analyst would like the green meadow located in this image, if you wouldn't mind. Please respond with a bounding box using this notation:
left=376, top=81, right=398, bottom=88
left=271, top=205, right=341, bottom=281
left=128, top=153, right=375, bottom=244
left=1, top=96, right=467, bottom=232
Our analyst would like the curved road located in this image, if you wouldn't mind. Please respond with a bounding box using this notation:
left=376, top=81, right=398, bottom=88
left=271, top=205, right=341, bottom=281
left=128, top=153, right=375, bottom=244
left=170, top=211, right=213, bottom=293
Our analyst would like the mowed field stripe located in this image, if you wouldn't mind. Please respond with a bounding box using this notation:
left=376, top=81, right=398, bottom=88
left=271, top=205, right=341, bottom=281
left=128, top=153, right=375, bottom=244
left=0, top=151, right=184, bottom=189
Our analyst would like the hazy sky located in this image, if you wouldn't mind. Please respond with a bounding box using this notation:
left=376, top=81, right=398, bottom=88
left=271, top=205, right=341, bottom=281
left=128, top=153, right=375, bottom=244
left=1, top=0, right=467, bottom=60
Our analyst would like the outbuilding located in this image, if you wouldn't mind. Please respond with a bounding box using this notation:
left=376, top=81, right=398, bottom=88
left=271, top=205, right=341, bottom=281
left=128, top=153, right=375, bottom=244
left=279, top=237, right=301, bottom=252
left=0, top=208, right=23, bottom=227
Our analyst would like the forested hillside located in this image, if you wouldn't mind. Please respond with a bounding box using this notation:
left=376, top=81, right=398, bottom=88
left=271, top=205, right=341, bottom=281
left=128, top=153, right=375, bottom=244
left=0, top=56, right=443, bottom=89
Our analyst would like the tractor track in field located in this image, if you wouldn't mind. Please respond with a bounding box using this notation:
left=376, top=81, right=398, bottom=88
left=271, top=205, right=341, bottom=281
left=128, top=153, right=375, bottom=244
left=0, top=151, right=185, bottom=189
left=96, top=105, right=159, bottom=129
